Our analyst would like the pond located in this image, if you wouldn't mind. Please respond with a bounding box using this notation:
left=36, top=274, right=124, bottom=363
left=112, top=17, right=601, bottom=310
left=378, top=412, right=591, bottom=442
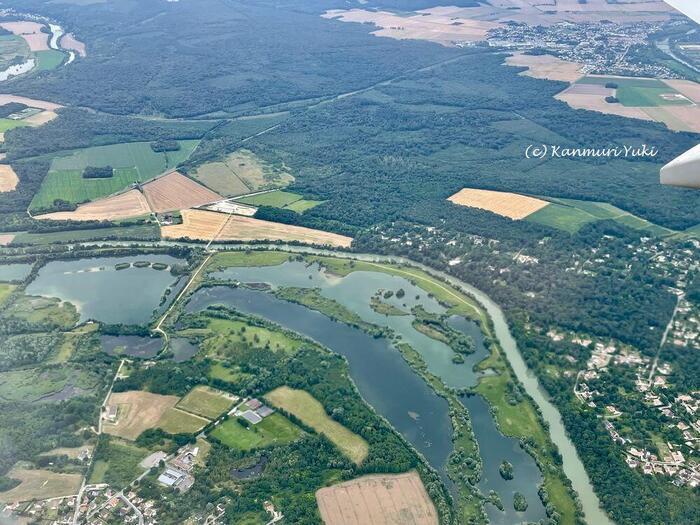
left=25, top=255, right=185, bottom=324
left=191, top=260, right=548, bottom=521
left=0, top=263, right=32, bottom=282
left=101, top=335, right=163, bottom=359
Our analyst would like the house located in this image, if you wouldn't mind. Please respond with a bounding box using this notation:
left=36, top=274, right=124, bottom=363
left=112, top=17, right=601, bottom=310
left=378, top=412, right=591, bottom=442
left=247, top=398, right=263, bottom=410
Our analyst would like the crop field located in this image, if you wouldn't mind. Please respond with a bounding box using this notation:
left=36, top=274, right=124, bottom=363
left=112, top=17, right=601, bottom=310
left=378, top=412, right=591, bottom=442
left=176, top=385, right=235, bottom=419
left=315, top=472, right=438, bottom=525
left=157, top=407, right=210, bottom=434
left=103, top=390, right=180, bottom=440
left=162, top=209, right=352, bottom=247
left=36, top=189, right=152, bottom=221
left=265, top=386, right=369, bottom=464
left=0, top=283, right=15, bottom=305
left=193, top=149, right=293, bottom=197
left=448, top=188, right=549, bottom=220
left=0, top=34, right=31, bottom=70
left=30, top=168, right=141, bottom=210
left=0, top=118, right=30, bottom=132
left=142, top=171, right=222, bottom=212
left=237, top=189, right=321, bottom=212
left=11, top=223, right=159, bottom=245
left=0, top=468, right=82, bottom=503
left=576, top=77, right=691, bottom=107
left=35, top=49, right=66, bottom=71
left=0, top=94, right=62, bottom=110
left=0, top=164, right=18, bottom=192
left=211, top=412, right=301, bottom=450
left=0, top=21, right=49, bottom=51
left=505, top=52, right=584, bottom=83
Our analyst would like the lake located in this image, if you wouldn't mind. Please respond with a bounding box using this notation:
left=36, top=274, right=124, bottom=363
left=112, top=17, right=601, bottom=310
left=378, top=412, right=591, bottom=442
left=0, top=263, right=32, bottom=282
left=26, top=255, right=185, bottom=324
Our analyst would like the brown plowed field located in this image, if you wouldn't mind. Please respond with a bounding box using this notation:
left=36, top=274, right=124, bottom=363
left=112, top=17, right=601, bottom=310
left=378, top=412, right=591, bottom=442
left=0, top=165, right=18, bottom=192
left=316, top=472, right=438, bottom=525
left=162, top=209, right=353, bottom=247
left=142, top=171, right=222, bottom=213
left=0, top=95, right=62, bottom=111
left=0, top=21, right=50, bottom=51
left=35, top=189, right=151, bottom=221
left=448, top=188, right=549, bottom=220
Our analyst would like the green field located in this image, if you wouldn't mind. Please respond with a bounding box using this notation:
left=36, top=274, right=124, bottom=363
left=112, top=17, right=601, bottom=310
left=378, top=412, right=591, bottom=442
left=176, top=386, right=235, bottom=419
left=236, top=189, right=322, bottom=213
left=211, top=412, right=301, bottom=450
left=578, top=76, right=690, bottom=107
left=265, top=386, right=369, bottom=464
left=157, top=408, right=210, bottom=434
left=89, top=438, right=147, bottom=488
left=527, top=198, right=675, bottom=236
left=204, top=317, right=302, bottom=356
left=206, top=250, right=289, bottom=270
left=12, top=224, right=159, bottom=245
left=0, top=283, right=14, bottom=306
left=0, top=118, right=30, bottom=132
left=30, top=140, right=199, bottom=210
left=35, top=50, right=66, bottom=71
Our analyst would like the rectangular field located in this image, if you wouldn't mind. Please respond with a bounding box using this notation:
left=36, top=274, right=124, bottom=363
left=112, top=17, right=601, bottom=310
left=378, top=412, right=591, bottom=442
left=210, top=412, right=300, bottom=450
left=0, top=164, right=18, bottom=192
left=237, top=189, right=303, bottom=207
left=157, top=407, right=210, bottom=434
left=448, top=188, right=549, bottom=220
left=35, top=189, right=151, bottom=221
left=176, top=386, right=235, bottom=419
left=11, top=224, right=159, bottom=245
left=103, top=390, right=180, bottom=440
left=316, top=472, right=438, bottom=525
left=0, top=468, right=82, bottom=503
left=265, top=386, right=368, bottom=464
left=142, top=171, right=222, bottom=212
left=162, top=209, right=352, bottom=247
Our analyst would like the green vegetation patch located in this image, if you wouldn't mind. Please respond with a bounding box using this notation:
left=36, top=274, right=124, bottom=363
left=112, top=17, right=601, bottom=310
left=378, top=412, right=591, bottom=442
left=204, top=317, right=302, bottom=356
left=265, top=387, right=369, bottom=464
left=207, top=250, right=290, bottom=270
left=0, top=118, right=30, bottom=133
left=3, top=294, right=78, bottom=329
left=0, top=283, right=15, bottom=306
left=526, top=202, right=598, bottom=234
left=157, top=408, right=210, bottom=434
left=35, top=49, right=66, bottom=71
left=237, top=190, right=303, bottom=208
left=176, top=385, right=235, bottom=419
left=89, top=437, right=148, bottom=488
left=12, top=224, right=159, bottom=245
left=211, top=412, right=301, bottom=450
left=0, top=365, right=101, bottom=403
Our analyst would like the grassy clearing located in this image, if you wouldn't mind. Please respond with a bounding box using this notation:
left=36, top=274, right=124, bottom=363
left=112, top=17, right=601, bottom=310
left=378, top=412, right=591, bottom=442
left=203, top=317, right=302, bottom=356
left=157, top=407, right=210, bottom=434
left=4, top=294, right=78, bottom=329
left=12, top=224, right=159, bottom=245
left=526, top=202, right=598, bottom=234
left=237, top=190, right=302, bottom=207
left=0, top=468, right=82, bottom=503
left=89, top=438, right=148, bottom=487
left=211, top=412, right=301, bottom=450
left=285, top=198, right=323, bottom=213
left=207, top=250, right=290, bottom=270
left=176, top=386, right=235, bottom=419
left=0, top=118, right=30, bottom=132
left=265, top=386, right=369, bottom=464
left=35, top=49, right=65, bottom=71
left=0, top=283, right=15, bottom=305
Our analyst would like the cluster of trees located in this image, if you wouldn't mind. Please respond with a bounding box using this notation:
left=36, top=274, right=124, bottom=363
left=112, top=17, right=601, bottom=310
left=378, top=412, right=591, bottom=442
left=82, top=165, right=113, bottom=179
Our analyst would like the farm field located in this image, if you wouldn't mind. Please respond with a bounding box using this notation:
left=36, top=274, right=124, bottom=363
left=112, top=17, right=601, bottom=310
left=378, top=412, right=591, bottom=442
left=211, top=412, right=301, bottom=450
left=192, top=149, right=293, bottom=197
left=103, top=390, right=179, bottom=440
left=35, top=49, right=65, bottom=71
left=11, top=224, right=159, bottom=245
left=0, top=118, right=30, bottom=132
left=142, top=171, right=222, bottom=213
left=265, top=386, right=369, bottom=464
left=162, top=209, right=352, bottom=247
left=157, top=408, right=210, bottom=434
left=0, top=468, right=82, bottom=503
left=237, top=189, right=303, bottom=207
left=0, top=283, right=15, bottom=305
left=0, top=164, right=18, bottom=192
left=35, top=189, right=152, bottom=221
left=315, top=472, right=438, bottom=525
left=0, top=21, right=49, bottom=51
left=0, top=94, right=62, bottom=110
left=30, top=168, right=141, bottom=211
left=175, top=386, right=235, bottom=420
left=448, top=188, right=549, bottom=220
left=505, top=52, right=584, bottom=83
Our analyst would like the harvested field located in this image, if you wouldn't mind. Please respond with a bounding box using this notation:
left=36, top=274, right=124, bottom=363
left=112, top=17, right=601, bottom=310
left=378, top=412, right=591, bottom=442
left=266, top=386, right=368, bottom=464
left=555, top=91, right=655, bottom=122
left=36, top=189, right=151, bottom=221
left=61, top=33, right=86, bottom=56
left=664, top=79, right=700, bottom=103
left=0, top=468, right=82, bottom=503
left=22, top=109, right=58, bottom=126
left=162, top=209, right=352, bottom=247
left=103, top=390, right=179, bottom=441
left=505, top=53, right=584, bottom=83
left=316, top=472, right=438, bottom=525
left=176, top=385, right=235, bottom=420
left=448, top=188, right=549, bottom=220
left=0, top=21, right=49, bottom=51
left=0, top=234, right=15, bottom=245
left=143, top=171, right=222, bottom=213
left=643, top=105, right=700, bottom=133
left=0, top=164, right=18, bottom=192
left=322, top=9, right=497, bottom=47
left=0, top=94, right=62, bottom=110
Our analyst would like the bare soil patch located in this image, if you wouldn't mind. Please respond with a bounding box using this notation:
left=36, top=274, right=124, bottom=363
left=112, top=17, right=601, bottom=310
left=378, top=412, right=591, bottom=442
left=316, top=472, right=438, bottom=525
left=0, top=21, right=50, bottom=51
left=0, top=468, right=82, bottom=503
left=505, top=53, right=584, bottom=83
left=162, top=209, right=352, bottom=247
left=555, top=91, right=655, bottom=121
left=36, top=189, right=151, bottom=221
left=0, top=164, right=19, bottom=192
left=142, top=171, right=222, bottom=213
left=0, top=95, right=62, bottom=111
left=0, top=234, right=15, bottom=245
left=22, top=110, right=58, bottom=126
left=448, top=188, right=549, bottom=220
left=61, top=33, right=86, bottom=56
left=103, top=390, right=179, bottom=441
left=663, top=79, right=700, bottom=103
